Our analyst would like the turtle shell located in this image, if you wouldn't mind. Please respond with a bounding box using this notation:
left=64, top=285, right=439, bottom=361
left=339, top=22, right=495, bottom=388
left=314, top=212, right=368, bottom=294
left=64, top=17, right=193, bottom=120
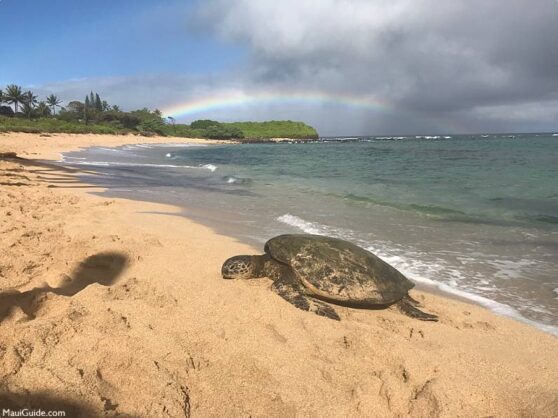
left=264, top=234, right=414, bottom=305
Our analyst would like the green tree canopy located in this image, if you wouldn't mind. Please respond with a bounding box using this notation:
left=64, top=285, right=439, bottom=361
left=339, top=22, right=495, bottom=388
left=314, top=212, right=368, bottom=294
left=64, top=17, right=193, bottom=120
left=190, top=119, right=220, bottom=129
left=66, top=101, right=85, bottom=113
left=36, top=101, right=51, bottom=117
left=46, top=94, right=62, bottom=115
left=21, top=102, right=35, bottom=119
left=24, top=91, right=38, bottom=108
left=4, top=84, right=24, bottom=113
left=203, top=124, right=244, bottom=139
left=95, top=93, right=102, bottom=111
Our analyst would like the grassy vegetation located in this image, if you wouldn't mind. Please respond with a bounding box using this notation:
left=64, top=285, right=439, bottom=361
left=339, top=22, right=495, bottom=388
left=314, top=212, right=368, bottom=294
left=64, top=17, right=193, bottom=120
left=0, top=84, right=319, bottom=140
left=0, top=116, right=133, bottom=135
left=165, top=120, right=318, bottom=140
left=0, top=116, right=319, bottom=140
left=227, top=121, right=319, bottom=140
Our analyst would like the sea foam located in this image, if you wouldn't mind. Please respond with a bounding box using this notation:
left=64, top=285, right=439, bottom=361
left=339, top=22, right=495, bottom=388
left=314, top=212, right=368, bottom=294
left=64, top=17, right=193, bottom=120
left=122, top=143, right=208, bottom=151
left=222, top=175, right=252, bottom=185
left=276, top=213, right=558, bottom=336
left=62, top=160, right=219, bottom=170
left=201, top=164, right=217, bottom=172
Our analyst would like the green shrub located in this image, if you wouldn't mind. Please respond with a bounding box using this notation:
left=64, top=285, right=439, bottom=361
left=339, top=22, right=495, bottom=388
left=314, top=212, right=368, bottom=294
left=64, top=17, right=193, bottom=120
left=203, top=124, right=244, bottom=139
left=138, top=117, right=166, bottom=135
left=98, top=111, right=141, bottom=129
left=0, top=106, right=14, bottom=117
left=0, top=116, right=127, bottom=135
left=190, top=119, right=220, bottom=129
left=57, top=110, right=81, bottom=122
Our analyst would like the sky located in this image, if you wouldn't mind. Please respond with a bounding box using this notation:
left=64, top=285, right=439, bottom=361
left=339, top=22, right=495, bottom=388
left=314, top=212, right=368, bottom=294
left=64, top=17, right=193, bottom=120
left=1, top=0, right=558, bottom=135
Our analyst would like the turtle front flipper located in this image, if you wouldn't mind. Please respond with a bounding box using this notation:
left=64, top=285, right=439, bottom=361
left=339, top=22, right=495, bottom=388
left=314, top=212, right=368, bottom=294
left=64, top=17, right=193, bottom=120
left=396, top=296, right=438, bottom=322
left=271, top=279, right=340, bottom=321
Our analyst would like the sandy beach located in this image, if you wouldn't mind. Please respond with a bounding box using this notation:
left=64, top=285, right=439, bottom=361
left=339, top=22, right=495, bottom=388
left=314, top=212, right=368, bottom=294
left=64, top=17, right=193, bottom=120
left=1, top=133, right=557, bottom=417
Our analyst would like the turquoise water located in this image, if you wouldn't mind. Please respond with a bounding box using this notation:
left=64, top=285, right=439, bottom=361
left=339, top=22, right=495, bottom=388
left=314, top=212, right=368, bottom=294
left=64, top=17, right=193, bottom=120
left=63, top=134, right=558, bottom=335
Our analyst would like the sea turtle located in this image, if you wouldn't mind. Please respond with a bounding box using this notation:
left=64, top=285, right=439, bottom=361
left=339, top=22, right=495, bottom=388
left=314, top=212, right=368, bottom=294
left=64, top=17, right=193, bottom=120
left=221, top=234, right=438, bottom=321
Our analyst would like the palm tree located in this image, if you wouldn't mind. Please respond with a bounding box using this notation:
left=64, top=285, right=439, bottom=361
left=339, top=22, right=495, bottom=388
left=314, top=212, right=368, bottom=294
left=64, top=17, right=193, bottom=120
left=36, top=101, right=51, bottom=117
left=24, top=91, right=38, bottom=108
left=22, top=91, right=38, bottom=119
left=21, top=102, right=35, bottom=119
left=5, top=84, right=24, bottom=113
left=0, top=89, right=4, bottom=105
left=46, top=94, right=62, bottom=115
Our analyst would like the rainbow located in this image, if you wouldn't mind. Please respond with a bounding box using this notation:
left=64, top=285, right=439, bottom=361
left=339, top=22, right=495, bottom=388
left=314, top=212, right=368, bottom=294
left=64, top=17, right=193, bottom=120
left=161, top=90, right=391, bottom=119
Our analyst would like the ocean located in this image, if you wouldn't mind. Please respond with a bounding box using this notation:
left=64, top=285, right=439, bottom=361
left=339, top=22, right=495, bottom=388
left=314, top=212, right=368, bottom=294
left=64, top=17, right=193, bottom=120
left=61, top=133, right=558, bottom=335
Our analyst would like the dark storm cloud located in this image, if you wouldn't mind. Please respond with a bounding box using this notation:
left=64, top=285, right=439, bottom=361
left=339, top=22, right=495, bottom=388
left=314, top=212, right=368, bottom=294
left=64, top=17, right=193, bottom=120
left=194, top=0, right=558, bottom=133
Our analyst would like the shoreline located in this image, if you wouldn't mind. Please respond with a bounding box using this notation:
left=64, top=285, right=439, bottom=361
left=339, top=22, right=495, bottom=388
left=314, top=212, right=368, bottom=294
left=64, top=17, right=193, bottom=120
left=55, top=137, right=558, bottom=338
left=0, top=132, right=235, bottom=161
left=1, top=133, right=558, bottom=417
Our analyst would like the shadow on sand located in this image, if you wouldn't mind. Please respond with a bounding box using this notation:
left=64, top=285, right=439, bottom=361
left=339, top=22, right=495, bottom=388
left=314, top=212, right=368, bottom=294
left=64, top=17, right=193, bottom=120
left=0, top=152, right=101, bottom=189
left=0, top=252, right=128, bottom=323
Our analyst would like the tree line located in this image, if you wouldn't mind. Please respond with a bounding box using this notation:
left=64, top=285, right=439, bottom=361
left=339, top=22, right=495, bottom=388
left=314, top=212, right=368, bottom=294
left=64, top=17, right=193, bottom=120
left=0, top=84, right=245, bottom=138
left=0, top=84, right=169, bottom=134
left=0, top=84, right=122, bottom=121
left=0, top=84, right=317, bottom=139
left=0, top=84, right=63, bottom=118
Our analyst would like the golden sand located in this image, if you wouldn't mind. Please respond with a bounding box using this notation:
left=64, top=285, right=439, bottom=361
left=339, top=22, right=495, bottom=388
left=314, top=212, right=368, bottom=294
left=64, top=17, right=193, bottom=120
left=0, top=133, right=557, bottom=417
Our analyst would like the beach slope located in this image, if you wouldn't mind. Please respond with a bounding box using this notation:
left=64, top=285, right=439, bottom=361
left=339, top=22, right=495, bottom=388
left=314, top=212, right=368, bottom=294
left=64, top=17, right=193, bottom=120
left=0, top=133, right=557, bottom=417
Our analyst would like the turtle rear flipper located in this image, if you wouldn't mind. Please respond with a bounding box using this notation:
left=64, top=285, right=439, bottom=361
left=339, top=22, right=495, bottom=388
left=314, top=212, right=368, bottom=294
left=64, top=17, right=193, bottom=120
left=396, top=296, right=438, bottom=322
left=405, top=294, right=422, bottom=307
left=271, top=279, right=341, bottom=321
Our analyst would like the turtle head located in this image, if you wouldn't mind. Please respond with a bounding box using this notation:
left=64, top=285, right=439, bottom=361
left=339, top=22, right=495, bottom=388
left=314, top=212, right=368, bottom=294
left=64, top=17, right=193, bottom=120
left=221, top=255, right=266, bottom=279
